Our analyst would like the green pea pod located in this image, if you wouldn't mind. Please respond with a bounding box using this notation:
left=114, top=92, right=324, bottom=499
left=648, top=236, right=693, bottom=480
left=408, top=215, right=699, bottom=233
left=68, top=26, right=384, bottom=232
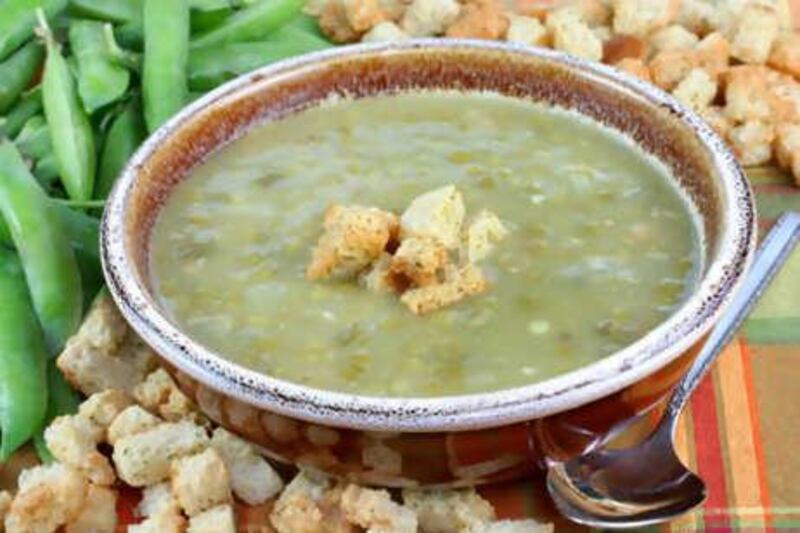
left=39, top=11, right=96, bottom=201
left=191, top=1, right=235, bottom=35
left=33, top=360, right=80, bottom=462
left=284, top=13, right=328, bottom=40
left=114, top=20, right=143, bottom=51
left=97, top=98, right=145, bottom=198
left=33, top=154, right=60, bottom=189
left=143, top=0, right=190, bottom=132
left=102, top=24, right=141, bottom=73
left=0, top=248, right=49, bottom=461
left=0, top=141, right=83, bottom=354
left=188, top=35, right=331, bottom=91
left=0, top=0, right=67, bottom=62
left=189, top=0, right=303, bottom=50
left=70, top=20, right=131, bottom=113
left=0, top=40, right=44, bottom=114
left=14, top=115, right=52, bottom=160
left=67, top=0, right=142, bottom=24
left=1, top=86, right=42, bottom=139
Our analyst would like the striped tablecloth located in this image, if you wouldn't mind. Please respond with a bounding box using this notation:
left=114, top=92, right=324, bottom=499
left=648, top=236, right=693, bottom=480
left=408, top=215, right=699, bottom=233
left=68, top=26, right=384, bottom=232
left=480, top=167, right=800, bottom=532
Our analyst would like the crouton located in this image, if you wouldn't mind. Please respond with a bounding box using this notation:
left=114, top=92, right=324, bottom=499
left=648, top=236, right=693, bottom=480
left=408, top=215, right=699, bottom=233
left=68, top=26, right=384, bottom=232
left=5, top=464, right=88, bottom=533
left=64, top=485, right=117, bottom=533
left=673, top=68, right=718, bottom=111
left=546, top=6, right=603, bottom=62
left=700, top=106, right=733, bottom=138
left=505, top=14, right=549, bottom=46
left=730, top=3, right=779, bottom=64
left=612, top=0, right=680, bottom=36
left=270, top=471, right=330, bottom=533
left=390, top=236, right=448, bottom=287
left=304, top=0, right=331, bottom=16
left=775, top=123, right=800, bottom=183
left=402, top=488, right=495, bottom=532
left=676, top=0, right=719, bottom=35
left=133, top=368, right=196, bottom=422
left=378, top=0, right=406, bottom=20
left=728, top=121, right=776, bottom=166
left=306, top=425, right=341, bottom=447
left=360, top=253, right=402, bottom=294
left=400, top=0, right=460, bottom=36
left=319, top=0, right=362, bottom=42
left=463, top=210, right=509, bottom=263
left=576, top=0, right=612, bottom=26
left=649, top=24, right=699, bottom=55
left=211, top=428, right=284, bottom=505
left=724, top=66, right=774, bottom=122
left=44, top=415, right=115, bottom=486
left=79, top=389, right=133, bottom=433
left=307, top=204, right=399, bottom=280
left=770, top=77, right=800, bottom=122
left=188, top=504, right=236, bottom=533
left=361, top=21, right=409, bottom=41
left=401, top=263, right=488, bottom=314
left=614, top=58, right=653, bottom=82
left=0, top=491, right=12, bottom=525
left=73, top=293, right=129, bottom=352
left=362, top=440, right=403, bottom=474
left=445, top=0, right=510, bottom=40
left=603, top=33, right=648, bottom=63
left=340, top=484, right=417, bottom=533
left=400, top=185, right=465, bottom=249
left=128, top=509, right=186, bottom=533
left=171, top=448, right=231, bottom=517
left=113, top=421, right=209, bottom=487
left=769, top=32, right=800, bottom=79
left=107, top=405, right=162, bottom=446
left=138, top=482, right=179, bottom=518
left=695, top=32, right=730, bottom=80
left=343, top=0, right=386, bottom=31
left=650, top=49, right=699, bottom=90
left=592, top=25, right=612, bottom=42
left=478, top=519, right=555, bottom=532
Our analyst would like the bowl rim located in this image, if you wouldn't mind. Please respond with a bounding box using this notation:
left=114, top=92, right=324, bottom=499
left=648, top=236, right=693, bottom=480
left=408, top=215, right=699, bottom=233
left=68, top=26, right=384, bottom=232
left=101, top=38, right=757, bottom=432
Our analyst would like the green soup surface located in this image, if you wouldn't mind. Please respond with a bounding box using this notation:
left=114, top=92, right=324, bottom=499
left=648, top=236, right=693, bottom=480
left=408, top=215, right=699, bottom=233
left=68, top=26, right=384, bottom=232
left=149, top=91, right=702, bottom=397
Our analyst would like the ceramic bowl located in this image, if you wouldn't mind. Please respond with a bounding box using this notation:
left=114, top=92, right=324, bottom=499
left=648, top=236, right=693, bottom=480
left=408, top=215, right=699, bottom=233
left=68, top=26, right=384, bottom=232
left=101, top=40, right=756, bottom=488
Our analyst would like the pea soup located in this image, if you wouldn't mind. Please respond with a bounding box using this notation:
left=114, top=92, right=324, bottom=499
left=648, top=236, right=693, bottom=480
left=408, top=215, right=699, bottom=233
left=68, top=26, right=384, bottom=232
left=149, top=91, right=702, bottom=397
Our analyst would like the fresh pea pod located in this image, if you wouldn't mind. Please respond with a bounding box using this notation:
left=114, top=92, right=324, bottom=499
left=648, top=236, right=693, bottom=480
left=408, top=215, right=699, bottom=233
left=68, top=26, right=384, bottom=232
left=0, top=141, right=83, bottom=354
left=70, top=20, right=131, bottom=113
left=38, top=11, right=96, bottom=200
left=0, top=41, right=44, bottom=114
left=190, top=0, right=303, bottom=50
left=143, top=0, right=190, bottom=132
left=114, top=20, right=144, bottom=51
left=1, top=87, right=43, bottom=139
left=284, top=13, right=328, bottom=40
left=103, top=24, right=141, bottom=72
left=14, top=115, right=52, bottom=161
left=0, top=0, right=67, bottom=62
left=97, top=98, right=144, bottom=198
left=0, top=248, right=49, bottom=461
left=33, top=154, right=60, bottom=188
left=67, top=0, right=142, bottom=24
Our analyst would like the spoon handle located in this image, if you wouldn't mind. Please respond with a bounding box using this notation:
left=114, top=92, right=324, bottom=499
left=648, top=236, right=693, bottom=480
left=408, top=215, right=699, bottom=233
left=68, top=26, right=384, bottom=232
left=664, top=212, right=800, bottom=427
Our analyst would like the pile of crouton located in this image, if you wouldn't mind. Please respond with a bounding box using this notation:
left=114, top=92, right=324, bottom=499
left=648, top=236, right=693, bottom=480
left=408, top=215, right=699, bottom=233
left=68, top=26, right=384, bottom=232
left=0, top=294, right=550, bottom=532
left=309, top=0, right=800, bottom=185
left=307, top=185, right=509, bottom=314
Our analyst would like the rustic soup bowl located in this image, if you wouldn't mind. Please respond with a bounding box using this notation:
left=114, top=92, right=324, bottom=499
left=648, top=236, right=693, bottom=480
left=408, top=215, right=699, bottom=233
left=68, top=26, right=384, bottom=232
left=102, top=39, right=756, bottom=488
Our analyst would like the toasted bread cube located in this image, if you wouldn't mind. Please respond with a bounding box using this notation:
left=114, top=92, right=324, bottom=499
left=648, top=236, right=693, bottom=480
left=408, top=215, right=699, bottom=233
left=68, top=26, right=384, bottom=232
left=138, top=482, right=179, bottom=519
left=400, top=0, right=460, bottom=36
left=769, top=77, right=800, bottom=122
left=612, top=0, right=680, bottom=36
left=72, top=293, right=128, bottom=352
left=128, top=509, right=186, bottom=533
left=133, top=368, right=196, bottom=422
left=343, top=0, right=386, bottom=31
left=188, top=504, right=236, bottom=533
left=270, top=471, right=331, bottom=532
left=113, top=421, right=209, bottom=487
left=724, top=66, right=774, bottom=122
left=673, top=68, right=718, bottom=112
left=676, top=0, right=719, bottom=35
left=775, top=123, right=800, bottom=184
left=614, top=58, right=653, bottom=82
left=695, top=32, right=730, bottom=80
left=378, top=0, right=406, bottom=20
left=360, top=253, right=402, bottom=294
left=171, top=448, right=231, bottom=517
left=79, top=389, right=133, bottom=434
left=730, top=3, right=779, bottom=64
left=400, top=263, right=488, bottom=314
left=505, top=14, right=549, bottom=45
left=700, top=106, right=733, bottom=138
left=391, top=236, right=448, bottom=287
left=0, top=491, right=12, bottom=525
left=362, top=21, right=409, bottom=41
left=211, top=428, right=284, bottom=505
left=650, top=49, right=699, bottom=90
left=400, top=185, right=465, bottom=249
left=463, top=210, right=509, bottom=263
left=107, top=405, right=162, bottom=446
left=307, top=204, right=399, bottom=280
left=481, top=519, right=555, bottom=532
left=319, top=0, right=362, bottom=42
left=576, top=0, right=612, bottom=26
left=728, top=121, right=776, bottom=166
left=340, top=484, right=417, bottom=533
left=403, top=488, right=495, bottom=532
left=445, top=0, right=509, bottom=39
left=768, top=32, right=800, bottom=79
left=64, top=485, right=117, bottom=533
left=649, top=24, right=699, bottom=55
left=44, top=415, right=115, bottom=486
left=592, top=25, right=613, bottom=42
left=546, top=7, right=603, bottom=62
left=603, top=34, right=648, bottom=64
left=6, top=464, right=88, bottom=533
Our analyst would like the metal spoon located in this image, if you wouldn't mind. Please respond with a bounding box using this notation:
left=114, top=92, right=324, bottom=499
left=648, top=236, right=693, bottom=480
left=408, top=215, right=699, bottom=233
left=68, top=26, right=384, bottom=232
left=547, top=211, right=800, bottom=529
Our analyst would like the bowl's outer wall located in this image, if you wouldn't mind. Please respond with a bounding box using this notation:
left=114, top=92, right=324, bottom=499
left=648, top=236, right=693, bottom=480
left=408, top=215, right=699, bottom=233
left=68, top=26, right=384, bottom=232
left=103, top=41, right=756, bottom=486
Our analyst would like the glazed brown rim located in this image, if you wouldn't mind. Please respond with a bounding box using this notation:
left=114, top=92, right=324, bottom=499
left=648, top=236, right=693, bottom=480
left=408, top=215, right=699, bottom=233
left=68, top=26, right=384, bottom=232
left=102, top=39, right=757, bottom=432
